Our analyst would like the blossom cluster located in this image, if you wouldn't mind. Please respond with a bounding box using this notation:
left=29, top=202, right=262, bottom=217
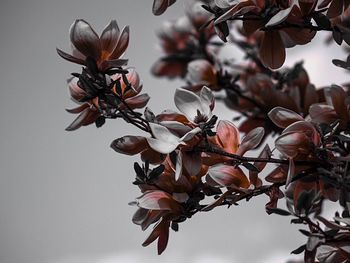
left=58, top=1, right=350, bottom=262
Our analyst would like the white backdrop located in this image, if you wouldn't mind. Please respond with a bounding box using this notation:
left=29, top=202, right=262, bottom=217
left=0, top=1, right=348, bottom=263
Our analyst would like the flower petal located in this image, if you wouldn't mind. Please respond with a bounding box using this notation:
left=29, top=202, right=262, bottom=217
left=110, top=135, right=148, bottom=155
left=147, top=138, right=179, bottom=154
left=324, top=85, right=348, bottom=121
left=200, top=86, right=215, bottom=112
left=153, top=0, right=169, bottom=15
left=179, top=127, right=201, bottom=142
left=175, top=150, right=183, bottom=181
left=259, top=31, right=286, bottom=69
left=174, top=88, right=204, bottom=122
left=149, top=123, right=180, bottom=144
left=136, top=190, right=180, bottom=211
left=110, top=26, right=130, bottom=59
left=56, top=48, right=85, bottom=65
left=237, top=127, right=265, bottom=156
left=216, top=120, right=240, bottom=154
left=100, top=20, right=120, bottom=55
left=268, top=107, right=304, bottom=128
left=124, top=93, right=150, bottom=109
left=67, top=77, right=86, bottom=102
left=207, top=165, right=249, bottom=188
left=69, top=19, right=101, bottom=60
left=159, top=121, right=192, bottom=136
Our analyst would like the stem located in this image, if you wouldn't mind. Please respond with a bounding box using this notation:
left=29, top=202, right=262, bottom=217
left=196, top=144, right=320, bottom=166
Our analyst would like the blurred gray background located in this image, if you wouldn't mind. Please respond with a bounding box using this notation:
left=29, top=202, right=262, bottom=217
left=0, top=1, right=348, bottom=263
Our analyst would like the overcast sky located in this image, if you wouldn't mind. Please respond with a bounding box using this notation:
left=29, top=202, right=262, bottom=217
left=0, top=1, right=348, bottom=263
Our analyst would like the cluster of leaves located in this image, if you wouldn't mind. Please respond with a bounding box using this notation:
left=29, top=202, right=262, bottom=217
left=57, top=1, right=350, bottom=262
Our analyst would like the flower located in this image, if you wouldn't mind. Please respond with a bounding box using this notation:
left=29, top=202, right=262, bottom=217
left=65, top=69, right=149, bottom=131
left=152, top=4, right=215, bottom=78
left=185, top=59, right=219, bottom=91
left=309, top=85, right=350, bottom=130
left=65, top=78, right=101, bottom=131
left=57, top=19, right=129, bottom=71
left=174, top=86, right=215, bottom=124
left=274, top=119, right=321, bottom=186
left=146, top=123, right=201, bottom=155
left=212, top=0, right=317, bottom=69
left=132, top=190, right=183, bottom=255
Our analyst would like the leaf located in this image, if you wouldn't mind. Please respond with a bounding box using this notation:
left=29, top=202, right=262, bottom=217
left=291, top=244, right=306, bottom=255
left=95, top=116, right=106, bottom=128
left=242, top=162, right=259, bottom=172
left=148, top=164, right=165, bottom=181
left=267, top=208, right=291, bottom=216
left=332, top=26, right=343, bottom=45
left=299, top=229, right=311, bottom=237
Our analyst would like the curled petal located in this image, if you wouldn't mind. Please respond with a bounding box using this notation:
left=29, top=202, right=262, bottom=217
left=324, top=85, right=348, bottom=121
left=142, top=219, right=171, bottom=256
left=309, top=103, right=338, bottom=125
left=69, top=19, right=101, bottom=60
left=56, top=48, right=85, bottom=65
left=100, top=20, right=120, bottom=55
left=175, top=150, right=183, bottom=181
left=110, top=26, right=130, bottom=59
left=67, top=77, right=86, bottom=101
left=65, top=107, right=99, bottom=131
left=174, top=88, right=210, bottom=122
left=216, top=120, right=240, bottom=154
left=123, top=93, right=150, bottom=110
left=147, top=138, right=179, bottom=154
left=159, top=121, right=191, bottom=136
left=275, top=131, right=311, bottom=158
left=100, top=58, right=128, bottom=71
left=66, top=104, right=89, bottom=114
left=149, top=123, right=180, bottom=145
left=268, top=107, right=304, bottom=128
left=200, top=86, right=215, bottom=111
left=179, top=127, right=201, bottom=142
left=237, top=127, right=265, bottom=156
left=283, top=121, right=320, bottom=145
left=207, top=165, right=249, bottom=188
left=110, top=136, right=148, bottom=155
left=136, top=190, right=181, bottom=211
left=152, top=0, right=174, bottom=15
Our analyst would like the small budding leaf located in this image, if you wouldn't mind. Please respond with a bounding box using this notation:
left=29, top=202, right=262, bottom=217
left=267, top=208, right=291, bottom=216
left=95, top=116, right=106, bottom=128
left=291, top=244, right=306, bottom=255
left=242, top=162, right=260, bottom=172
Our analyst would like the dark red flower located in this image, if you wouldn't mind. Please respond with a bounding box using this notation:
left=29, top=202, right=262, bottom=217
left=57, top=19, right=129, bottom=71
